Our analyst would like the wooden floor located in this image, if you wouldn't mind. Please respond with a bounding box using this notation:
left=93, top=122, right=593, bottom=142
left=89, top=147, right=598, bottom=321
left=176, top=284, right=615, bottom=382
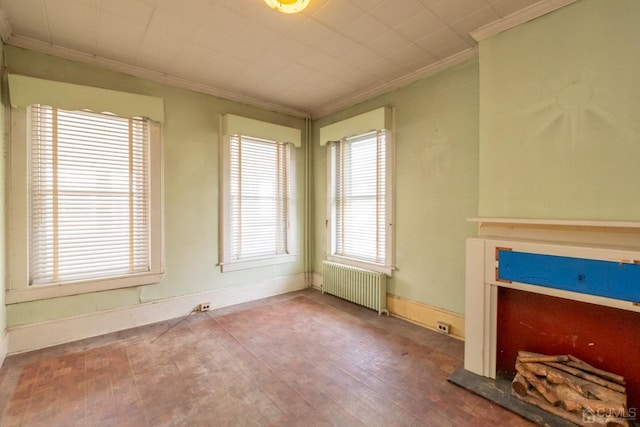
left=0, top=289, right=534, bottom=426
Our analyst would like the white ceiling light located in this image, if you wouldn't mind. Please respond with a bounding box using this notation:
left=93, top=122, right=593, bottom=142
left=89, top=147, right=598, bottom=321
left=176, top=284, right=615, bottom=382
left=264, top=0, right=310, bottom=14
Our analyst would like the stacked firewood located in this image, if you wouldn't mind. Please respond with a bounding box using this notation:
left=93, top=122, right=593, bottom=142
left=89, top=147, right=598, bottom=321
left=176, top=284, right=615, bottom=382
left=512, top=351, right=629, bottom=427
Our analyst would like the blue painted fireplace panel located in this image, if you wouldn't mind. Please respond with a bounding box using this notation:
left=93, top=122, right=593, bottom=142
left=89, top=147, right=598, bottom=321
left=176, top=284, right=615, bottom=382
left=497, top=250, right=640, bottom=303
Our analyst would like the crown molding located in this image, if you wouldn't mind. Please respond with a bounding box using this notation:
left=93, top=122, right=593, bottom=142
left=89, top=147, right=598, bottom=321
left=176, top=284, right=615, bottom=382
left=470, top=0, right=578, bottom=42
left=0, top=7, right=12, bottom=42
left=0, top=1, right=578, bottom=121
left=7, top=33, right=478, bottom=121
left=311, top=47, right=478, bottom=119
left=5, top=35, right=310, bottom=119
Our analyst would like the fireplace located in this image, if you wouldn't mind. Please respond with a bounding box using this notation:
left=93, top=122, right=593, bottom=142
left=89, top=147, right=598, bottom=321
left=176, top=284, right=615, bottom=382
left=463, top=218, right=640, bottom=414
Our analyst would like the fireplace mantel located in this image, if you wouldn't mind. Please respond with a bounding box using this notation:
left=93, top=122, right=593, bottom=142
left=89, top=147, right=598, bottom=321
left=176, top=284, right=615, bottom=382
left=464, top=217, right=640, bottom=379
left=469, top=217, right=640, bottom=228
left=469, top=217, right=640, bottom=250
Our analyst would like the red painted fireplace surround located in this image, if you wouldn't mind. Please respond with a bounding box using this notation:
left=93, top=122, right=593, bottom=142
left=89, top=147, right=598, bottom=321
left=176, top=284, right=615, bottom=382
left=465, top=218, right=640, bottom=410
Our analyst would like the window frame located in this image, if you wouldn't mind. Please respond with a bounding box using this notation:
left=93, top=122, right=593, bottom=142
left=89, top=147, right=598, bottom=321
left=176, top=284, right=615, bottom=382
left=7, top=106, right=165, bottom=303
left=326, top=129, right=395, bottom=276
left=219, top=134, right=297, bottom=272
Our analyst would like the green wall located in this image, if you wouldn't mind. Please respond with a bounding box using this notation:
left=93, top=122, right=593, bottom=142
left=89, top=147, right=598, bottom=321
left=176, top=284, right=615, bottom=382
left=0, top=40, right=6, bottom=336
left=313, top=59, right=479, bottom=314
left=479, top=0, right=640, bottom=220
left=5, top=46, right=307, bottom=327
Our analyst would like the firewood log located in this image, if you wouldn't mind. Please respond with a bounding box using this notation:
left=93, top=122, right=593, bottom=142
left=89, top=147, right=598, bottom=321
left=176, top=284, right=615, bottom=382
left=511, top=373, right=530, bottom=397
left=582, top=382, right=628, bottom=407
left=552, top=380, right=626, bottom=415
left=567, top=354, right=593, bottom=366
left=605, top=416, right=629, bottom=427
left=516, top=383, right=630, bottom=426
left=515, top=362, right=560, bottom=406
left=566, top=361, right=626, bottom=386
left=545, top=362, right=626, bottom=394
left=517, top=352, right=569, bottom=364
left=551, top=382, right=584, bottom=412
left=515, top=387, right=586, bottom=425
left=555, top=383, right=626, bottom=414
left=525, top=362, right=627, bottom=405
left=561, top=398, right=583, bottom=413
left=520, top=352, right=624, bottom=385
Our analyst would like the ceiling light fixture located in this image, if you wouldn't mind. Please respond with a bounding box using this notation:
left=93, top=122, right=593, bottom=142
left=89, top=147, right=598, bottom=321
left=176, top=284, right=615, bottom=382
left=264, top=0, right=310, bottom=14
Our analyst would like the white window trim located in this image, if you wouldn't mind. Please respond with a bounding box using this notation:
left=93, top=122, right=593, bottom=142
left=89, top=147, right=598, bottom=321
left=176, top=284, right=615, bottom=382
left=325, top=118, right=395, bottom=276
left=219, top=134, right=298, bottom=273
left=220, top=254, right=298, bottom=273
left=326, top=254, right=394, bottom=276
left=7, top=107, right=165, bottom=304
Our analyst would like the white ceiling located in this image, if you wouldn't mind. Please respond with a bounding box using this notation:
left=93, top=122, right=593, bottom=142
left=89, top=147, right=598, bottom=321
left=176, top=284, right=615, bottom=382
left=0, top=0, right=567, bottom=117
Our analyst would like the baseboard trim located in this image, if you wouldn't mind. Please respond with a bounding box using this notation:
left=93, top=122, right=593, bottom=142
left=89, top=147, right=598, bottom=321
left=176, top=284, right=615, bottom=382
left=387, top=293, right=465, bottom=340
left=312, top=272, right=465, bottom=339
left=0, top=329, right=8, bottom=367
left=7, top=274, right=305, bottom=355
left=311, top=271, right=322, bottom=291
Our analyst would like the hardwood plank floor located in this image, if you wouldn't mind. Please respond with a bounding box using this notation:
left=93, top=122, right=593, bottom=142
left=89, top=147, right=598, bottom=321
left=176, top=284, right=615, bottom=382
left=0, top=289, right=534, bottom=426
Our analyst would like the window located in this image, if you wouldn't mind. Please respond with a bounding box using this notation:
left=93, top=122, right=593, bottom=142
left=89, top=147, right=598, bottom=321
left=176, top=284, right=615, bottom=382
left=327, top=129, right=394, bottom=274
left=220, top=134, right=297, bottom=272
left=8, top=104, right=164, bottom=303
left=330, top=131, right=385, bottom=262
left=320, top=107, right=394, bottom=273
left=30, top=105, right=150, bottom=285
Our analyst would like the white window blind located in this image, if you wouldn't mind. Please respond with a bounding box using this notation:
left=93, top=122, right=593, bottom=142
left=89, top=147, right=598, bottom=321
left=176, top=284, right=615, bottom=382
left=330, top=130, right=386, bottom=264
left=229, top=135, right=290, bottom=261
left=29, top=105, right=150, bottom=286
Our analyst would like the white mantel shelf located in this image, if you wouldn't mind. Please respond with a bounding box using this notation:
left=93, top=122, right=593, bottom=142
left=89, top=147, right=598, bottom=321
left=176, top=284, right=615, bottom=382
left=468, top=217, right=640, bottom=229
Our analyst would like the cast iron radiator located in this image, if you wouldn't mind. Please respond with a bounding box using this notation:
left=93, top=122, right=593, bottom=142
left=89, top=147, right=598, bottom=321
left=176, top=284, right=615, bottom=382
left=321, top=261, right=388, bottom=315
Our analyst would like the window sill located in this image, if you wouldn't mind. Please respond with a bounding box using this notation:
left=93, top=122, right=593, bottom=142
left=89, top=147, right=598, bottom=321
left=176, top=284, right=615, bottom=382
left=220, top=254, right=297, bottom=272
left=326, top=255, right=394, bottom=276
left=5, top=271, right=166, bottom=304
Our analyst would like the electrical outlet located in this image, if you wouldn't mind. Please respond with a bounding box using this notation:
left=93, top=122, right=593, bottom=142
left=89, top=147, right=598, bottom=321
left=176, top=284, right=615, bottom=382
left=436, top=321, right=450, bottom=334
left=196, top=302, right=211, bottom=312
